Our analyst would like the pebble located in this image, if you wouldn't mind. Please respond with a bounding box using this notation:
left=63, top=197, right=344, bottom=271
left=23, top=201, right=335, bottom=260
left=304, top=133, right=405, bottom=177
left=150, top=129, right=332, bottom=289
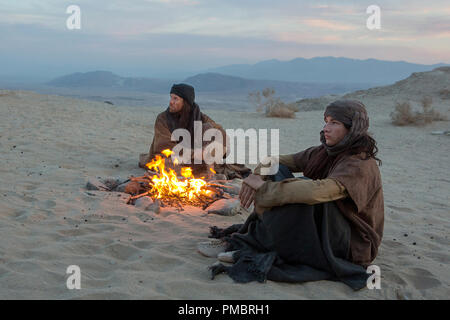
left=135, top=196, right=154, bottom=210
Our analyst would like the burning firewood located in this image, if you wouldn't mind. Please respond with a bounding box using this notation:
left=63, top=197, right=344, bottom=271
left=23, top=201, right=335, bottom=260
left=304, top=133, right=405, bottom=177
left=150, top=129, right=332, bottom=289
left=86, top=149, right=243, bottom=213
left=121, top=149, right=239, bottom=211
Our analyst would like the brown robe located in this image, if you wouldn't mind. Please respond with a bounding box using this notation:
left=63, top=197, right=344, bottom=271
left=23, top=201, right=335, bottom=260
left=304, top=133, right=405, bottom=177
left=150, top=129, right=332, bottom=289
left=139, top=110, right=251, bottom=179
left=292, top=146, right=384, bottom=267
left=139, top=111, right=227, bottom=167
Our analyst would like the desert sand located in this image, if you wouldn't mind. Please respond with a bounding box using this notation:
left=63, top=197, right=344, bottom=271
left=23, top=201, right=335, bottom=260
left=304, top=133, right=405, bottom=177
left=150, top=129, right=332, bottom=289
left=0, top=68, right=449, bottom=299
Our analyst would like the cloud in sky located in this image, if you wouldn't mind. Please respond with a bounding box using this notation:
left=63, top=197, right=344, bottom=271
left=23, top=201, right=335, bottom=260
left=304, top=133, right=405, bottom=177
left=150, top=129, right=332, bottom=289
left=0, top=0, right=449, bottom=78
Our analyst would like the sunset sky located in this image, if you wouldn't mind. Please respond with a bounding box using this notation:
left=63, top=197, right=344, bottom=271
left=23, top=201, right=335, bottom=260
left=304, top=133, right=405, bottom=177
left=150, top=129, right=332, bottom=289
left=1, top=0, right=449, bottom=79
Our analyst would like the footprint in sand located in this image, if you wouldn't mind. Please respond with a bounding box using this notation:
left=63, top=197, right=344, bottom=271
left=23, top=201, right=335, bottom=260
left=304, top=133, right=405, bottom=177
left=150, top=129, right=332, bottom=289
left=104, top=243, right=140, bottom=261
left=38, top=200, right=56, bottom=209
left=22, top=196, right=37, bottom=203
left=142, top=251, right=185, bottom=272
left=399, top=268, right=442, bottom=290
left=387, top=205, right=414, bottom=213
left=24, top=182, right=41, bottom=191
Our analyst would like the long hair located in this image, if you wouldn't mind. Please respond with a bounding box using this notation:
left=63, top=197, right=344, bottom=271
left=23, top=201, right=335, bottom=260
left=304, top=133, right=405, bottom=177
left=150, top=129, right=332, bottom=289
left=177, top=100, right=192, bottom=129
left=346, top=133, right=382, bottom=166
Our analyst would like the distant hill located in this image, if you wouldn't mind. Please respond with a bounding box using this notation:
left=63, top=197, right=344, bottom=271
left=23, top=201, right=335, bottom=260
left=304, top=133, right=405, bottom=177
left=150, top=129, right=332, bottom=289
left=182, top=72, right=371, bottom=97
left=47, top=61, right=450, bottom=103
left=47, top=71, right=174, bottom=93
left=207, top=57, right=448, bottom=85
left=296, top=66, right=450, bottom=111
left=47, top=71, right=373, bottom=99
left=47, top=71, right=122, bottom=87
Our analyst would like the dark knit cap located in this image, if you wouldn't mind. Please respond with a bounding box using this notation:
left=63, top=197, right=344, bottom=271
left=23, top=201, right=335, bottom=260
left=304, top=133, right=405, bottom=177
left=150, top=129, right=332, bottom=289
left=321, top=100, right=370, bottom=156
left=324, top=100, right=368, bottom=130
left=170, top=83, right=195, bottom=106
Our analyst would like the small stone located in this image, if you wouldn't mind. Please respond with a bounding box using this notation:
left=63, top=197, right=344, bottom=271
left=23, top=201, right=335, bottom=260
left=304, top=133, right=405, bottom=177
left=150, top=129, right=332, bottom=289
left=102, top=177, right=123, bottom=190
left=86, top=179, right=109, bottom=191
left=224, top=185, right=240, bottom=196
left=404, top=233, right=408, bottom=237
left=147, top=199, right=161, bottom=214
left=412, top=242, right=416, bottom=245
left=135, top=196, right=154, bottom=210
left=207, top=199, right=240, bottom=216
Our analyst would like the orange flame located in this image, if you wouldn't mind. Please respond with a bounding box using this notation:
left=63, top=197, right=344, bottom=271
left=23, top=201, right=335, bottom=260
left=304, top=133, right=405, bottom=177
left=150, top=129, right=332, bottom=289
left=145, top=149, right=212, bottom=204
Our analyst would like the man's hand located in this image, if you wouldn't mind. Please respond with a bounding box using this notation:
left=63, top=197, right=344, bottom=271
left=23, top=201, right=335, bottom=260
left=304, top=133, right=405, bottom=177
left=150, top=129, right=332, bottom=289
left=239, top=174, right=266, bottom=209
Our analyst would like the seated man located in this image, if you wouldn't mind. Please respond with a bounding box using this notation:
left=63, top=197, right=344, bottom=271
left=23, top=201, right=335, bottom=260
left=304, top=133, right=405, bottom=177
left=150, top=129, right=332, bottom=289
left=139, top=83, right=250, bottom=179
left=199, top=100, right=384, bottom=290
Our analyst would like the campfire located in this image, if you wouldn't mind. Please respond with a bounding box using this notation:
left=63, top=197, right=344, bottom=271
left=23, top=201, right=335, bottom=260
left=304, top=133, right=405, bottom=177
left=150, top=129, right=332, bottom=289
left=127, top=149, right=230, bottom=210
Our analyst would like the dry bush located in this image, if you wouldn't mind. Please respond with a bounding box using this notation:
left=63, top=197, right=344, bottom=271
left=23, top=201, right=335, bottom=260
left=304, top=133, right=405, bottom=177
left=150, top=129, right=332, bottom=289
left=421, top=96, right=432, bottom=112
left=390, top=102, right=416, bottom=126
left=439, top=89, right=450, bottom=100
left=266, top=105, right=296, bottom=118
left=248, top=88, right=296, bottom=118
left=390, top=97, right=447, bottom=126
left=285, top=102, right=300, bottom=112
left=0, top=90, right=14, bottom=97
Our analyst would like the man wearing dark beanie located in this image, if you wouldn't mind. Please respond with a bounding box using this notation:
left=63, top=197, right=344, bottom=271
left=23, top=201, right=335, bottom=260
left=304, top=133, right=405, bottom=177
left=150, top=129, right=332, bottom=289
left=170, top=83, right=195, bottom=108
left=139, top=83, right=251, bottom=179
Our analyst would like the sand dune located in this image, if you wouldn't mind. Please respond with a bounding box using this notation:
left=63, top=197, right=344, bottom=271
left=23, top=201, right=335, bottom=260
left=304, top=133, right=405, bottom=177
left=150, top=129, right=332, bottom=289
left=0, top=84, right=449, bottom=299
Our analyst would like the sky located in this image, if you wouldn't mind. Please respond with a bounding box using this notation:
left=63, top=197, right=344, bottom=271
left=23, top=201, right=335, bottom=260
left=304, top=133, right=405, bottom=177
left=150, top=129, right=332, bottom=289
left=1, top=0, right=449, bottom=80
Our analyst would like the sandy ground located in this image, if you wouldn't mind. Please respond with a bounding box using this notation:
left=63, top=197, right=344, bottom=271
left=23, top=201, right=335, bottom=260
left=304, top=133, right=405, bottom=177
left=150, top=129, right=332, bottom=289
left=0, top=80, right=449, bottom=299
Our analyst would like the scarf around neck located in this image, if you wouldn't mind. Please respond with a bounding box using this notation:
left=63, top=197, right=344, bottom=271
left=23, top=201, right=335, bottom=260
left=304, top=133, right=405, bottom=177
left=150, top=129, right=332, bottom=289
left=165, top=102, right=202, bottom=149
left=303, top=100, right=370, bottom=180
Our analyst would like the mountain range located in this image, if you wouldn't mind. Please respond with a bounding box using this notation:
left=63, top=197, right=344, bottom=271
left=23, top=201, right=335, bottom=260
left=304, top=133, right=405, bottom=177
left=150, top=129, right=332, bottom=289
left=46, top=57, right=448, bottom=99
left=206, top=57, right=447, bottom=84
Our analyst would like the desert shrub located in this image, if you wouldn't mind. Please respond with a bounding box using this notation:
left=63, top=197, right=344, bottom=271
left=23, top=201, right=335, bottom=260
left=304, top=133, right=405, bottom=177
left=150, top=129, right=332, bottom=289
left=439, top=89, right=450, bottom=100
left=285, top=102, right=300, bottom=112
left=248, top=88, right=296, bottom=118
left=390, top=102, right=416, bottom=126
left=390, top=97, right=447, bottom=126
left=266, top=105, right=296, bottom=118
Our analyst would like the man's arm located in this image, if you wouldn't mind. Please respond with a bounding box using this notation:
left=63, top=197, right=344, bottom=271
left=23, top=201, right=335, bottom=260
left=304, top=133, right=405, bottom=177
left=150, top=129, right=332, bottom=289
left=253, top=154, right=301, bottom=178
left=254, top=178, right=348, bottom=212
